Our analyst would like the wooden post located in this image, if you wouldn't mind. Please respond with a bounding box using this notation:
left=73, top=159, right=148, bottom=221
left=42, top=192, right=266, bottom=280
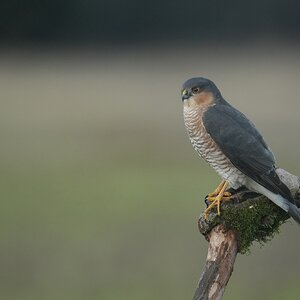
left=193, top=225, right=237, bottom=300
left=192, top=168, right=300, bottom=300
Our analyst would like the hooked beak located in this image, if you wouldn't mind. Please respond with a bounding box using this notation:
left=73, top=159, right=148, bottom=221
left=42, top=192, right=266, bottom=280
left=181, top=89, right=190, bottom=101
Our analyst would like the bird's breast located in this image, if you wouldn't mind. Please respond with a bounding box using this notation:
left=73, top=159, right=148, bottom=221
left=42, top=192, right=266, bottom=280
left=183, top=107, right=245, bottom=188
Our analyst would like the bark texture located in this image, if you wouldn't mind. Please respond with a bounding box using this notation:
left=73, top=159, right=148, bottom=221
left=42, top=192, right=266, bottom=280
left=193, top=225, right=237, bottom=300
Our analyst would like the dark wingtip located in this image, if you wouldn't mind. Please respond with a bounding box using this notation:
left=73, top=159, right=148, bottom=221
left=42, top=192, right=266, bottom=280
left=288, top=203, right=300, bottom=226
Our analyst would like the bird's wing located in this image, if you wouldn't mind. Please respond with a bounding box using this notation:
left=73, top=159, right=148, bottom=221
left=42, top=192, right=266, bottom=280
left=203, top=103, right=275, bottom=175
left=203, top=103, right=293, bottom=201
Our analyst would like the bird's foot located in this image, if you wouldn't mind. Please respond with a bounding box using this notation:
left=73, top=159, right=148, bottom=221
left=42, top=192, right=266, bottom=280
left=204, top=181, right=230, bottom=220
left=206, top=191, right=231, bottom=200
left=204, top=194, right=232, bottom=219
left=207, top=179, right=226, bottom=197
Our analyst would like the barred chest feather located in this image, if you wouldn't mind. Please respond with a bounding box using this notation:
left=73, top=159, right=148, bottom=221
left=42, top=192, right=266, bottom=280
left=183, top=106, right=246, bottom=189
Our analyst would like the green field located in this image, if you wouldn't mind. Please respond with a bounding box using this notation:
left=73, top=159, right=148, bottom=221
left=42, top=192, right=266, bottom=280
left=1, top=45, right=300, bottom=299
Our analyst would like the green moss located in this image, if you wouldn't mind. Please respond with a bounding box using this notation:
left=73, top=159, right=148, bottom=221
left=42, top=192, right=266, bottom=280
left=199, top=193, right=291, bottom=254
left=220, top=198, right=289, bottom=254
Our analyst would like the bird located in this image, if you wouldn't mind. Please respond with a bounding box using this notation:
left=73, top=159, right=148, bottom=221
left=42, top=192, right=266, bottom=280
left=181, top=77, right=300, bottom=224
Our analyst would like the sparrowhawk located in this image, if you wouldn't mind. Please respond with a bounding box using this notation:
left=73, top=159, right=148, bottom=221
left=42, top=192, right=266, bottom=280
left=182, top=77, right=300, bottom=224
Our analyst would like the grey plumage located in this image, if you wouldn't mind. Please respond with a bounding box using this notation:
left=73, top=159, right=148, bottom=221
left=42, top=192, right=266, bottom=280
left=184, top=104, right=244, bottom=188
left=203, top=103, right=289, bottom=197
left=182, top=77, right=300, bottom=224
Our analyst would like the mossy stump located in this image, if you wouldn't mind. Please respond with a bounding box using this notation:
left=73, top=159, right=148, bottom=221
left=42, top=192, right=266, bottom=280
left=198, top=190, right=290, bottom=254
left=193, top=168, right=300, bottom=300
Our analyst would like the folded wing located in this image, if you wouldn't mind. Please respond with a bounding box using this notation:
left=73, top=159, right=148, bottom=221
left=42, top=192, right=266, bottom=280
left=203, top=102, right=294, bottom=203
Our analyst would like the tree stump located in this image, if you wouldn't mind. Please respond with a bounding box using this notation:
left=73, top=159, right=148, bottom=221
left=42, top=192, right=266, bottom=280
left=193, top=168, right=300, bottom=300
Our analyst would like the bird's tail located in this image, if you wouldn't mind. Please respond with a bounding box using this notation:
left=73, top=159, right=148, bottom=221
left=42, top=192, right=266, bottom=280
left=287, top=202, right=300, bottom=225
left=258, top=171, right=300, bottom=225
left=251, top=181, right=300, bottom=225
left=273, top=194, right=300, bottom=225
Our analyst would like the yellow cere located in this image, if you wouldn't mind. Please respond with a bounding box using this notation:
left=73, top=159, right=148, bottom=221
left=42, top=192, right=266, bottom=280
left=182, top=89, right=188, bottom=96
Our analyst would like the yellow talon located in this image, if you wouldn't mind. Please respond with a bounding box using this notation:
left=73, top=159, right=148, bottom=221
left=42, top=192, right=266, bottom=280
left=206, top=196, right=231, bottom=202
left=207, top=179, right=226, bottom=197
left=204, top=181, right=231, bottom=219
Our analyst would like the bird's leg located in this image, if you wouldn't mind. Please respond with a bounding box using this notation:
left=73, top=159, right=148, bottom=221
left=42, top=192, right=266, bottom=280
left=206, top=180, right=231, bottom=200
left=207, top=180, right=225, bottom=197
left=204, top=181, right=230, bottom=219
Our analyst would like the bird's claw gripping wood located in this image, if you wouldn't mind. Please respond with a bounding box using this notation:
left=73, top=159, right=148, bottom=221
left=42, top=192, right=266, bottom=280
left=204, top=180, right=231, bottom=219
left=207, top=179, right=232, bottom=199
left=206, top=194, right=231, bottom=201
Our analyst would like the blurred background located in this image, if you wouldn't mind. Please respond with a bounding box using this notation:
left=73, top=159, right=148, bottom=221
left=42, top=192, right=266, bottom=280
left=1, top=1, right=300, bottom=299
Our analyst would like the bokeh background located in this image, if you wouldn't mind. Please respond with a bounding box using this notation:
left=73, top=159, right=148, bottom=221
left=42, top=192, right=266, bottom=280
left=1, top=1, right=300, bottom=299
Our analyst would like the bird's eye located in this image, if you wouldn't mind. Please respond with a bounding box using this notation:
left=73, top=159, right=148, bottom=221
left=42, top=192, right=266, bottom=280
left=192, top=87, right=201, bottom=94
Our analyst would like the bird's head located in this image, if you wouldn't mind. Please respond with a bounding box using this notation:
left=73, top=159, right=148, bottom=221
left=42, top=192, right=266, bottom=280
left=181, top=77, right=222, bottom=108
